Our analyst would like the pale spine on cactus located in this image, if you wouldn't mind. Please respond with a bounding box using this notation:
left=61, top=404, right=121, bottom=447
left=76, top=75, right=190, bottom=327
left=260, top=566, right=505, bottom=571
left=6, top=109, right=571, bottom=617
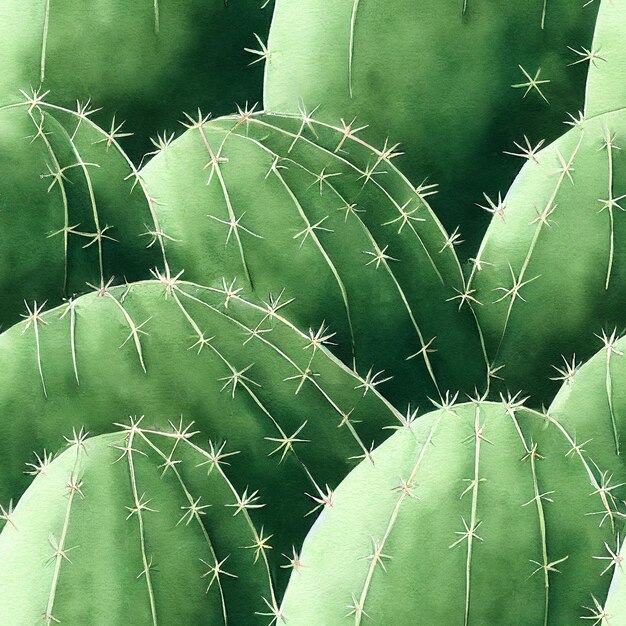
left=263, top=0, right=598, bottom=249
left=0, top=278, right=402, bottom=592
left=0, top=426, right=278, bottom=625
left=140, top=110, right=488, bottom=408
left=0, top=91, right=164, bottom=330
left=469, top=0, right=626, bottom=405
left=276, top=400, right=623, bottom=625
left=0, top=0, right=272, bottom=161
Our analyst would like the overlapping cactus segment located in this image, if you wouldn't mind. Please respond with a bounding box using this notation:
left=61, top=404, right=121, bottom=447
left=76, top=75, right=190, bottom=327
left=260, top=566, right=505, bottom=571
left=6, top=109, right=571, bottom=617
left=0, top=427, right=276, bottom=625
left=140, top=111, right=487, bottom=407
left=470, top=0, right=626, bottom=404
left=0, top=278, right=401, bottom=590
left=0, top=91, right=162, bottom=330
left=549, top=331, right=626, bottom=485
left=0, top=0, right=271, bottom=160
left=585, top=0, right=626, bottom=119
left=264, top=0, right=597, bottom=248
left=277, top=400, right=623, bottom=625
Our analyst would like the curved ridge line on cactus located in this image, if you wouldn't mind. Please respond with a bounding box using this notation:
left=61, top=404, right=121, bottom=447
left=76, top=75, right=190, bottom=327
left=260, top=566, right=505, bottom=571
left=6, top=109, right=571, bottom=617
left=267, top=154, right=358, bottom=369
left=239, top=113, right=447, bottom=284
left=2, top=93, right=172, bottom=275
left=27, top=108, right=72, bottom=291
left=173, top=286, right=378, bottom=460
left=125, top=426, right=159, bottom=625
left=600, top=127, right=619, bottom=289
left=352, top=410, right=444, bottom=626
left=105, top=290, right=150, bottom=373
left=36, top=106, right=108, bottom=285
left=509, top=410, right=550, bottom=626
left=599, top=330, right=621, bottom=456
left=348, top=0, right=361, bottom=98
left=215, top=128, right=358, bottom=367
left=60, top=298, right=79, bottom=384
left=469, top=132, right=584, bottom=363
left=135, top=430, right=229, bottom=626
left=44, top=440, right=82, bottom=622
left=193, top=119, right=255, bottom=287
left=460, top=404, right=484, bottom=626
left=40, top=0, right=51, bottom=81
left=530, top=404, right=615, bottom=529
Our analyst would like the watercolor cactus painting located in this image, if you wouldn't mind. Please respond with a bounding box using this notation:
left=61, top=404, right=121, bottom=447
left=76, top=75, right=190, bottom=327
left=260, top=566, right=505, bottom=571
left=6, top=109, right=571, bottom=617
left=3, top=0, right=626, bottom=623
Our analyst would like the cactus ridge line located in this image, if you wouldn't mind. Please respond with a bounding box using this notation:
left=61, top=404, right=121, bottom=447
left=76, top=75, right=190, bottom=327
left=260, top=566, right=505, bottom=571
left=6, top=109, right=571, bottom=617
left=348, top=0, right=361, bottom=98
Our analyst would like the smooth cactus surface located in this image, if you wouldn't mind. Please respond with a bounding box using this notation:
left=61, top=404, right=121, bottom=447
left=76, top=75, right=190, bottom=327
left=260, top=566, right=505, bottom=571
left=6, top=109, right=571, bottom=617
left=140, top=111, right=488, bottom=408
left=470, top=0, right=626, bottom=405
left=264, top=0, right=598, bottom=250
left=0, top=93, right=161, bottom=330
left=0, top=279, right=401, bottom=591
left=0, top=428, right=275, bottom=625
left=0, top=1, right=271, bottom=161
left=277, top=401, right=623, bottom=625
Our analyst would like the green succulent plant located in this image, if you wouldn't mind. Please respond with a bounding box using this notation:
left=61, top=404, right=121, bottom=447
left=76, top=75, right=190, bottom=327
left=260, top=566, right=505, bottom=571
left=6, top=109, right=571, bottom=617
left=0, top=426, right=276, bottom=625
left=277, top=399, right=624, bottom=625
left=1, top=0, right=626, bottom=623
left=0, top=0, right=271, bottom=161
left=0, top=93, right=161, bottom=330
left=140, top=110, right=488, bottom=408
left=264, top=0, right=598, bottom=251
left=0, top=277, right=401, bottom=592
left=470, top=0, right=626, bottom=405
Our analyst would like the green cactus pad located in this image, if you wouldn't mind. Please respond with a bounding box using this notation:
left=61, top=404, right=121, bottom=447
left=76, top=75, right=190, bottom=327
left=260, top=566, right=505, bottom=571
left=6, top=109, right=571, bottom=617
left=0, top=95, right=161, bottom=331
left=549, top=331, right=626, bottom=490
left=264, top=0, right=598, bottom=250
left=584, top=0, right=626, bottom=119
left=0, top=0, right=271, bottom=161
left=0, top=428, right=276, bottom=625
left=140, top=111, right=488, bottom=408
left=277, top=401, right=622, bottom=625
left=470, top=0, right=626, bottom=405
left=0, top=278, right=401, bottom=591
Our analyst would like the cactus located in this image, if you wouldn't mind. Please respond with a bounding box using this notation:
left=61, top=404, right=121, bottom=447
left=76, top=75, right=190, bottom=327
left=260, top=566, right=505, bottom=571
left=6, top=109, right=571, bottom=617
left=140, top=110, right=488, bottom=408
left=0, top=92, right=162, bottom=330
left=548, top=330, right=626, bottom=492
left=0, top=0, right=271, bottom=161
left=0, top=426, right=277, bottom=625
left=601, top=540, right=626, bottom=623
left=469, top=0, right=626, bottom=405
left=264, top=0, right=598, bottom=250
left=277, top=400, right=623, bottom=625
left=0, top=277, right=402, bottom=592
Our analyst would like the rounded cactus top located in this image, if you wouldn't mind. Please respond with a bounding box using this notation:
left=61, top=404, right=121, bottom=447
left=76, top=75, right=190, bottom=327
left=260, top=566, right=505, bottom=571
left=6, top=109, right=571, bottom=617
left=277, top=400, right=623, bottom=625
